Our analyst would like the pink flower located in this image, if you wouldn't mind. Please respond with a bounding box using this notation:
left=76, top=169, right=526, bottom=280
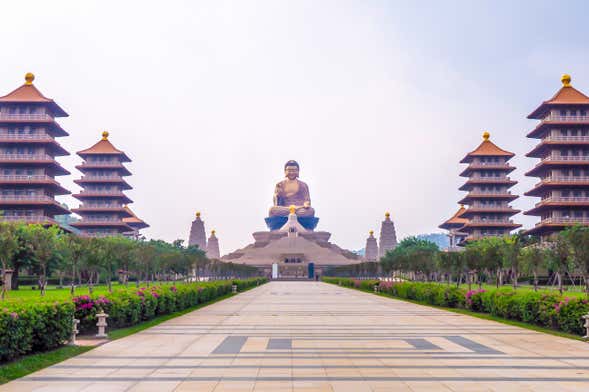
left=10, top=312, right=18, bottom=320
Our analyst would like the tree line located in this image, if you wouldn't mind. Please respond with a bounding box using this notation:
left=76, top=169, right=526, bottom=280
left=0, top=222, right=260, bottom=299
left=328, top=226, right=589, bottom=295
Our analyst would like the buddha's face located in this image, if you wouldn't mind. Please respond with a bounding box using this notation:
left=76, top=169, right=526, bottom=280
left=285, top=165, right=299, bottom=180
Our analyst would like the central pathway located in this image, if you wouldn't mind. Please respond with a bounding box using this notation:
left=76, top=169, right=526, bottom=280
left=3, top=282, right=589, bottom=391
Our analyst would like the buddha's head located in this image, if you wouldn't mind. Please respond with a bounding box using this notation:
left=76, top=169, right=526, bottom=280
left=284, top=160, right=300, bottom=180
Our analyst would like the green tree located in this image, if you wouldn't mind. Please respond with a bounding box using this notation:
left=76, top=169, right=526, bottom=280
left=520, top=245, right=546, bottom=291
left=0, top=222, right=18, bottom=300
left=562, top=226, right=589, bottom=295
left=27, top=225, right=61, bottom=296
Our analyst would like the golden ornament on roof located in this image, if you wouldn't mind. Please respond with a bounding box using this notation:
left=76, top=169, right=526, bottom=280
left=25, top=73, right=35, bottom=85
left=289, top=205, right=296, bottom=215
left=385, top=212, right=390, bottom=218
left=561, top=74, right=572, bottom=87
left=369, top=230, right=374, bottom=236
left=196, top=211, right=201, bottom=218
left=482, top=131, right=490, bottom=141
left=211, top=230, right=216, bottom=235
left=101, top=131, right=109, bottom=140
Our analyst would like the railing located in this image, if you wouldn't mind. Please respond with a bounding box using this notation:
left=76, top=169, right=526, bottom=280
left=468, top=163, right=511, bottom=168
left=0, top=133, right=52, bottom=140
left=544, top=135, right=589, bottom=142
left=542, top=155, right=589, bottom=162
left=78, top=161, right=122, bottom=167
left=0, top=113, right=53, bottom=121
left=77, top=191, right=126, bottom=196
left=537, top=217, right=589, bottom=225
left=468, top=177, right=511, bottom=182
left=539, top=177, right=589, bottom=184
left=466, top=191, right=513, bottom=196
left=0, top=195, right=55, bottom=202
left=77, top=205, right=123, bottom=209
left=467, top=219, right=515, bottom=224
left=0, top=154, right=54, bottom=161
left=0, top=175, right=54, bottom=181
left=544, top=115, right=589, bottom=122
left=0, top=216, right=55, bottom=223
left=469, top=205, right=512, bottom=210
left=79, top=218, right=125, bottom=223
left=79, top=175, right=123, bottom=181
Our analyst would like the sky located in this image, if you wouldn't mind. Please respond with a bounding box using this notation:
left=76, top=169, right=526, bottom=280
left=2, top=0, right=589, bottom=254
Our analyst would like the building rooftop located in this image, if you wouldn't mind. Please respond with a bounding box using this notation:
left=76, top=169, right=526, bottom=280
left=459, top=132, right=514, bottom=163
left=439, top=205, right=468, bottom=230
left=528, top=74, right=589, bottom=118
left=0, top=73, right=68, bottom=117
left=77, top=131, right=131, bottom=162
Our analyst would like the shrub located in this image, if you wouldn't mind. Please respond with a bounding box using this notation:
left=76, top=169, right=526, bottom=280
left=322, top=277, right=589, bottom=336
left=0, top=277, right=268, bottom=363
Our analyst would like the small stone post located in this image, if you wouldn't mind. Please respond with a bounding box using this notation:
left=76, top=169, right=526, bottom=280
left=96, top=311, right=109, bottom=338
left=70, top=318, right=80, bottom=345
left=373, top=284, right=379, bottom=293
left=583, top=314, right=589, bottom=340
left=232, top=284, right=237, bottom=293
left=3, top=270, right=13, bottom=292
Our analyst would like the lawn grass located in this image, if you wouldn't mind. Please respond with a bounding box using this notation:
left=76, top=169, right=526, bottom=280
left=0, top=284, right=259, bottom=385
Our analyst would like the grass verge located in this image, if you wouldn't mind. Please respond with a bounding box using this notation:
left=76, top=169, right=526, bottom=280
left=0, top=284, right=261, bottom=385
left=327, top=282, right=585, bottom=342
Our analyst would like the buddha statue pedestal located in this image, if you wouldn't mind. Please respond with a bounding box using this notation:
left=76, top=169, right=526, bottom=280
left=265, top=215, right=319, bottom=231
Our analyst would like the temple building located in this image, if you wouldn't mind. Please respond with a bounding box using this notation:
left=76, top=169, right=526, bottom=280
left=457, top=132, right=521, bottom=241
left=364, top=230, right=378, bottom=262
left=122, top=205, right=149, bottom=239
left=378, top=212, right=397, bottom=257
left=188, top=212, right=207, bottom=250
left=223, top=160, right=360, bottom=278
left=206, top=230, right=220, bottom=259
left=0, top=73, right=71, bottom=226
left=71, top=131, right=135, bottom=236
left=439, top=205, right=469, bottom=248
left=524, top=74, right=589, bottom=238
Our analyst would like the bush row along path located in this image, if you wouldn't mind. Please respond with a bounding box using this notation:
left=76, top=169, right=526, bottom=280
left=2, top=281, right=589, bottom=392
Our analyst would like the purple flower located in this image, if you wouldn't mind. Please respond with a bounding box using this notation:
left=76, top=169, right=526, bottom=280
left=10, top=312, right=18, bottom=320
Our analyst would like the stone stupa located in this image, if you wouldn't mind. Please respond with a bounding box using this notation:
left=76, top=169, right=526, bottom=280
left=364, top=230, right=379, bottom=262
left=188, top=212, right=207, bottom=251
left=378, top=212, right=398, bottom=258
left=206, top=230, right=220, bottom=260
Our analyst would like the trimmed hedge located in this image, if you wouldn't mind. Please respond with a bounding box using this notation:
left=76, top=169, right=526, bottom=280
left=1, top=278, right=267, bottom=363
left=322, top=277, right=589, bottom=336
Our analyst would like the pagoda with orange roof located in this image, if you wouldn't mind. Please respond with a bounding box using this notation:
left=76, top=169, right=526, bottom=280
left=439, top=205, right=469, bottom=248
left=71, top=131, right=134, bottom=236
left=0, top=73, right=71, bottom=226
left=457, top=132, right=521, bottom=241
left=524, top=74, right=589, bottom=238
left=122, top=205, right=149, bottom=239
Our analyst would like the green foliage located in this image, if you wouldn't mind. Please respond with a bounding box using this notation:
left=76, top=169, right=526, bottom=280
left=0, top=278, right=267, bottom=364
left=323, top=277, right=589, bottom=336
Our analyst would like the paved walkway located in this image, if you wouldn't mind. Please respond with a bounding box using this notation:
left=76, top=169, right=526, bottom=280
left=3, top=282, right=589, bottom=391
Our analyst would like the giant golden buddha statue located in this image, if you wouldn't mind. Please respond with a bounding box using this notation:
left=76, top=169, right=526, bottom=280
left=269, top=160, right=315, bottom=217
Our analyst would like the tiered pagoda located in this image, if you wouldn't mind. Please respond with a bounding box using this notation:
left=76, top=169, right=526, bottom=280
left=524, top=74, right=589, bottom=238
left=457, top=132, right=521, bottom=241
left=0, top=73, right=71, bottom=226
left=439, top=205, right=469, bottom=248
left=122, top=205, right=149, bottom=239
left=71, top=131, right=135, bottom=236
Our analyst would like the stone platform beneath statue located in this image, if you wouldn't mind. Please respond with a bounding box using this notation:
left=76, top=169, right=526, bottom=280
left=265, top=216, right=319, bottom=231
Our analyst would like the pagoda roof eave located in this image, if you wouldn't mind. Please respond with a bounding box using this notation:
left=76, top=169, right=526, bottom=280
left=0, top=83, right=68, bottom=117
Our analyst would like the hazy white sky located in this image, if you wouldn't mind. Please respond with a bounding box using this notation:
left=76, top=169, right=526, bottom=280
left=2, top=1, right=589, bottom=254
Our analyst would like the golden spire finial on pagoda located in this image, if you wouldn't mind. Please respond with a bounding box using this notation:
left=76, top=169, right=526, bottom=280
left=101, top=131, right=109, bottom=140
left=196, top=211, right=201, bottom=218
left=482, top=131, right=490, bottom=141
left=25, top=72, right=35, bottom=85
left=289, top=205, right=296, bottom=215
left=211, top=229, right=216, bottom=236
left=369, top=230, right=374, bottom=236
left=562, top=74, right=572, bottom=87
left=385, top=212, right=390, bottom=218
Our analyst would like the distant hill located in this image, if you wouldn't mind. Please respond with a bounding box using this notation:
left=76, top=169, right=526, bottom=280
left=415, top=233, right=449, bottom=249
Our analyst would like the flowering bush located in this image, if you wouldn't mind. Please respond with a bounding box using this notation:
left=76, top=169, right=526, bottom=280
left=322, top=277, right=589, bottom=336
left=0, top=277, right=268, bottom=363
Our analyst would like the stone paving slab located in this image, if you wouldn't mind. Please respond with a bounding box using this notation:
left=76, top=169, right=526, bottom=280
left=3, top=281, right=589, bottom=391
